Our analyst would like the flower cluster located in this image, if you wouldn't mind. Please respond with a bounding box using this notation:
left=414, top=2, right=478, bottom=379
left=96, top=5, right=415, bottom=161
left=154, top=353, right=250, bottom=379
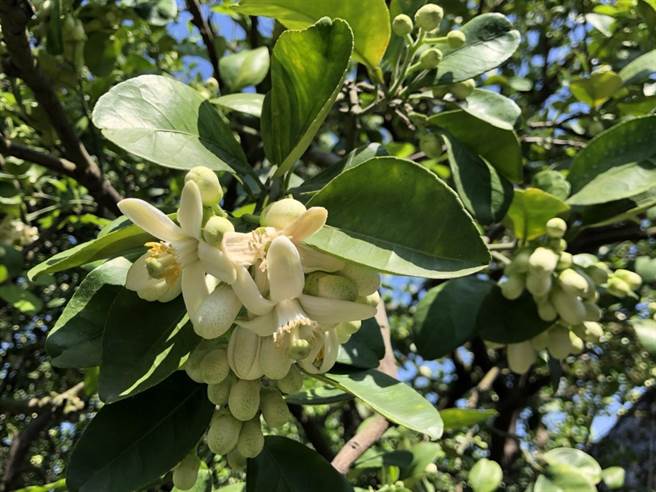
left=497, top=218, right=642, bottom=374
left=0, top=216, right=39, bottom=247
left=117, top=166, right=380, bottom=483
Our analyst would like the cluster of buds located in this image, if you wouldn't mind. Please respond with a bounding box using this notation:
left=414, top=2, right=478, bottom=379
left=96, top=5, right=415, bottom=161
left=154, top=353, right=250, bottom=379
left=498, top=218, right=642, bottom=373
left=117, top=167, right=380, bottom=482
left=0, top=217, right=39, bottom=247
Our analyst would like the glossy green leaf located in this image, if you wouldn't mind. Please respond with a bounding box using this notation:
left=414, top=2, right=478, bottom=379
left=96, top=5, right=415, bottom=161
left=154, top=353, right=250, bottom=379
left=306, top=157, right=489, bottom=279
left=354, top=449, right=413, bottom=470
left=236, top=0, right=390, bottom=70
left=468, top=459, right=503, bottom=492
left=399, top=442, right=442, bottom=480
left=431, top=14, right=520, bottom=85
left=443, top=133, right=514, bottom=225
left=457, top=88, right=521, bottom=130
left=212, top=93, right=265, bottom=117
left=0, top=284, right=43, bottom=315
left=577, top=188, right=656, bottom=228
left=322, top=369, right=443, bottom=440
left=441, top=408, right=497, bottom=430
left=619, top=49, right=656, bottom=84
left=506, top=188, right=570, bottom=240
left=414, top=278, right=492, bottom=360
left=92, top=75, right=249, bottom=174
left=217, top=483, right=245, bottom=492
left=585, top=13, right=615, bottom=36
left=631, top=319, right=656, bottom=355
left=532, top=170, right=571, bottom=201
left=46, top=258, right=129, bottom=368
left=542, top=448, right=602, bottom=485
left=286, top=384, right=353, bottom=406
left=99, top=290, right=198, bottom=403
left=262, top=18, right=353, bottom=175
left=570, top=70, right=623, bottom=108
left=246, top=436, right=353, bottom=492
left=601, top=467, right=625, bottom=489
left=121, top=0, right=178, bottom=26
left=568, top=116, right=656, bottom=205
left=67, top=372, right=213, bottom=492
left=538, top=466, right=596, bottom=492
left=219, top=47, right=270, bottom=91
left=84, top=32, right=120, bottom=77
left=428, top=110, right=522, bottom=182
left=337, top=318, right=385, bottom=369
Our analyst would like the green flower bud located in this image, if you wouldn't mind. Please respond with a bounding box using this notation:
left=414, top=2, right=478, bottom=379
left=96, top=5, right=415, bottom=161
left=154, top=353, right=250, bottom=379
left=207, top=376, right=232, bottom=406
left=260, top=198, right=307, bottom=229
left=550, top=287, right=586, bottom=325
left=583, top=302, right=602, bottom=322
left=545, top=217, right=567, bottom=238
left=558, top=269, right=589, bottom=297
left=507, top=249, right=531, bottom=274
left=304, top=272, right=358, bottom=301
left=207, top=410, right=242, bottom=455
left=529, top=247, right=559, bottom=274
left=199, top=347, right=230, bottom=384
left=227, top=327, right=263, bottom=380
left=614, top=269, right=642, bottom=291
left=586, top=261, right=610, bottom=285
left=582, top=321, right=603, bottom=340
left=227, top=450, right=246, bottom=470
left=260, top=388, right=292, bottom=428
left=206, top=77, right=219, bottom=92
left=419, top=48, right=443, bottom=69
left=500, top=274, right=525, bottom=300
left=447, top=30, right=466, bottom=48
left=228, top=379, right=261, bottom=421
left=202, top=216, right=235, bottom=246
left=237, top=418, right=265, bottom=458
left=526, top=270, right=552, bottom=298
left=415, top=4, right=444, bottom=31
left=335, top=320, right=362, bottom=344
left=339, top=262, right=381, bottom=296
left=557, top=252, right=573, bottom=271
left=530, top=331, right=550, bottom=351
left=537, top=299, right=558, bottom=322
left=546, top=325, right=574, bottom=359
left=548, top=238, right=568, bottom=253
left=184, top=343, right=213, bottom=383
left=606, top=276, right=632, bottom=298
left=392, top=14, right=414, bottom=36
left=507, top=341, right=536, bottom=374
left=419, top=132, right=444, bottom=159
left=277, top=365, right=304, bottom=394
left=259, top=336, right=293, bottom=380
left=172, top=453, right=200, bottom=491
left=450, top=79, right=476, bottom=100
left=185, top=166, right=223, bottom=206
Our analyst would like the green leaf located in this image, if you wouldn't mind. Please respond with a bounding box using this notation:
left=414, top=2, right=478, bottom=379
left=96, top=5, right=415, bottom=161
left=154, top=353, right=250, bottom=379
left=120, top=0, right=178, bottom=26
left=67, top=372, right=213, bottom=492
left=443, top=133, right=514, bottom=225
left=399, top=442, right=442, bottom=479
left=538, top=466, right=596, bottom=492
left=217, top=483, right=245, bottom=492
left=570, top=70, right=623, bottom=108
left=99, top=290, right=199, bottom=403
left=212, top=93, right=265, bottom=117
left=441, top=408, right=497, bottom=430
left=0, top=284, right=43, bottom=315
left=567, top=116, right=656, bottom=205
left=601, top=467, right=625, bottom=489
left=456, top=88, right=521, bottom=130
left=286, top=384, right=353, bottom=406
left=635, top=256, right=656, bottom=283
left=322, top=369, right=443, bottom=440
left=261, top=18, right=353, bottom=176
left=46, top=258, right=130, bottom=368
left=431, top=14, right=520, bottom=85
left=306, top=157, right=489, bottom=279
left=585, top=13, right=615, bottom=36
left=84, top=32, right=120, bottom=77
left=577, top=188, right=656, bottom=228
left=619, top=49, right=656, bottom=84
left=354, top=450, right=413, bottom=470
left=631, top=318, right=656, bottom=355
left=532, top=170, right=571, bottom=201
left=428, top=110, right=522, bottom=182
left=414, top=278, right=492, bottom=360
left=542, top=448, right=602, bottom=485
left=337, top=318, right=385, bottom=369
left=468, top=459, right=503, bottom=492
left=92, top=75, right=249, bottom=174
left=506, top=188, right=570, bottom=240
left=235, top=0, right=390, bottom=70
left=28, top=221, right=150, bottom=280
left=219, top=47, right=270, bottom=91
left=246, top=436, right=353, bottom=492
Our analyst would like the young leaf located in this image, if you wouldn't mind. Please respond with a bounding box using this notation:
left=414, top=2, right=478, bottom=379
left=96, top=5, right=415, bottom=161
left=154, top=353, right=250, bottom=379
left=468, top=459, right=503, bottom=492
left=305, top=157, right=489, bottom=279
left=441, top=408, right=497, bottom=430
left=211, top=93, right=265, bottom=117
left=570, top=70, right=623, bottom=108
left=67, top=372, right=213, bottom=492
left=456, top=88, right=521, bottom=130
left=505, top=188, right=570, bottom=240
left=261, top=18, right=353, bottom=176
left=619, top=48, right=656, bottom=84
left=219, top=47, right=270, bottom=91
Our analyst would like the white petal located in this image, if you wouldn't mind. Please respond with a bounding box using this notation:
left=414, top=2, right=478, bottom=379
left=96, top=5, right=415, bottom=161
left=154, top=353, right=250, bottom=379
left=283, top=207, right=327, bottom=243
left=198, top=241, right=237, bottom=284
left=118, top=198, right=185, bottom=242
left=178, top=181, right=203, bottom=239
left=125, top=254, right=152, bottom=291
left=181, top=260, right=210, bottom=319
left=232, top=266, right=274, bottom=315
left=221, top=231, right=259, bottom=266
left=297, top=244, right=346, bottom=273
left=158, top=276, right=182, bottom=302
left=192, top=284, right=242, bottom=339
left=236, top=312, right=277, bottom=337
left=267, top=236, right=304, bottom=302
left=298, top=294, right=376, bottom=325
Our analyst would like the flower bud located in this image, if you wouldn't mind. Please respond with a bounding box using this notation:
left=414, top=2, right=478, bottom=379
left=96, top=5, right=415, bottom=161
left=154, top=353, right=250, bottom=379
left=550, top=287, right=586, bottom=325
left=304, top=272, right=358, bottom=301
left=558, top=269, right=589, bottom=297
left=583, top=302, right=602, bottom=322
left=586, top=262, right=610, bottom=285
left=237, top=418, right=265, bottom=458
left=546, top=325, right=574, bottom=359
left=557, top=252, right=573, bottom=271
left=208, top=376, right=232, bottom=406
left=203, top=216, right=235, bottom=246
left=526, top=270, right=552, bottom=298
left=277, top=365, right=304, bottom=394
left=614, top=269, right=642, bottom=291
left=537, top=299, right=558, bottom=322
left=185, top=166, right=223, bottom=206
left=199, top=347, right=230, bottom=384
left=260, top=336, right=293, bottom=380
left=228, top=327, right=263, bottom=380
left=260, top=198, right=307, bottom=230
left=418, top=364, right=433, bottom=378
left=419, top=48, right=443, bottom=69
left=425, top=463, right=438, bottom=476
left=419, top=132, right=443, bottom=159
left=507, top=341, right=536, bottom=374
left=529, top=247, right=559, bottom=274
left=500, top=274, right=525, bottom=300
left=606, top=277, right=632, bottom=298
left=582, top=321, right=603, bottom=340
left=548, top=238, right=567, bottom=253
left=358, top=291, right=381, bottom=308
left=207, top=410, right=242, bottom=455
left=415, top=4, right=444, bottom=31
left=184, top=343, right=213, bottom=383
left=545, top=217, right=567, bottom=238
left=530, top=330, right=550, bottom=351
left=447, top=30, right=466, bottom=48
left=392, top=14, right=414, bottom=36
left=506, top=249, right=531, bottom=274
left=260, top=388, right=292, bottom=428
left=206, top=77, right=219, bottom=92
left=172, top=453, right=200, bottom=491
left=228, top=379, right=261, bottom=421
left=339, top=262, right=381, bottom=296
left=227, top=450, right=246, bottom=469
left=335, top=320, right=362, bottom=343
left=451, top=79, right=476, bottom=100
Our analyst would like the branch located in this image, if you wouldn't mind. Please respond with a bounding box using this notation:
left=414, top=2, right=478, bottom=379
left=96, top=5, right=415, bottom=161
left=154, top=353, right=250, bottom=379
left=186, top=0, right=222, bottom=83
left=330, top=300, right=397, bottom=474
left=0, top=137, right=77, bottom=177
left=0, top=1, right=121, bottom=214
left=521, top=135, right=586, bottom=149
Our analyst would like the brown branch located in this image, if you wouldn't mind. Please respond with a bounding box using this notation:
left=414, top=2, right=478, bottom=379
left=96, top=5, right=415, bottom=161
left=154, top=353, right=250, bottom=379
left=186, top=0, right=221, bottom=84
left=0, top=1, right=121, bottom=214
left=331, top=300, right=397, bottom=474
left=0, top=137, right=77, bottom=177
